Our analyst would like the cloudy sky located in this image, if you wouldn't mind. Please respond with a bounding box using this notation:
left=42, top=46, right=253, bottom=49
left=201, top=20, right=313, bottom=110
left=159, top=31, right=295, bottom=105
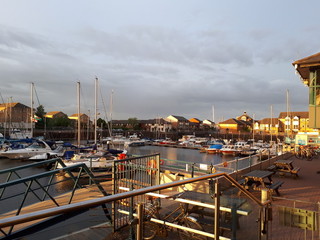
left=0, top=0, right=317, bottom=122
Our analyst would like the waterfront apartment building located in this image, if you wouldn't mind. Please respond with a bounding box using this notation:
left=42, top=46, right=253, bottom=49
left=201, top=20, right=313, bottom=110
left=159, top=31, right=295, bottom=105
left=68, top=113, right=90, bottom=128
left=140, top=118, right=172, bottom=133
left=45, top=111, right=68, bottom=119
left=293, top=52, right=320, bottom=129
left=0, top=102, right=32, bottom=130
left=257, top=118, right=280, bottom=135
left=278, top=111, right=311, bottom=134
left=165, top=115, right=190, bottom=130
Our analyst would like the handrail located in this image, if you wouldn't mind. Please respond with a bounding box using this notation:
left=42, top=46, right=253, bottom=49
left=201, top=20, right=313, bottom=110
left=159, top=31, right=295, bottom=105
left=0, top=158, right=61, bottom=175
left=0, top=172, right=269, bottom=229
left=0, top=164, right=91, bottom=188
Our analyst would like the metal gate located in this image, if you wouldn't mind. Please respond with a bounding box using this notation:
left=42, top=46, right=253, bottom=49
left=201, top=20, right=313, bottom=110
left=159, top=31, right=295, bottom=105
left=112, top=153, right=160, bottom=232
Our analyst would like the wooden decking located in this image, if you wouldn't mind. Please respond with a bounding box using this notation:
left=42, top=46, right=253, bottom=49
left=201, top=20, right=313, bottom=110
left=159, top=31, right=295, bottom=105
left=0, top=181, right=113, bottom=237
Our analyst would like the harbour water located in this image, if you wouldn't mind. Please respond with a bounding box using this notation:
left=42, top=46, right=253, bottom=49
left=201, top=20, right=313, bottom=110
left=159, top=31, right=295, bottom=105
left=127, top=145, right=234, bottom=164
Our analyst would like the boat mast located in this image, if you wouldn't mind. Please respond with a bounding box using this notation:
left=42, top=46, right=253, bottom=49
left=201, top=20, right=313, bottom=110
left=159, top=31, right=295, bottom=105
left=286, top=89, right=289, bottom=136
left=110, top=89, right=113, bottom=137
left=212, top=105, right=215, bottom=123
left=252, top=113, right=255, bottom=142
left=94, top=77, right=98, bottom=145
left=270, top=105, right=273, bottom=142
left=30, top=82, right=34, bottom=138
left=77, top=81, right=81, bottom=147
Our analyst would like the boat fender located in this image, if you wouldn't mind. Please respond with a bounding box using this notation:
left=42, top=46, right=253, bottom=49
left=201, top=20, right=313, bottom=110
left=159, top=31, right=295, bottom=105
left=160, top=159, right=164, bottom=165
left=223, top=161, right=228, bottom=167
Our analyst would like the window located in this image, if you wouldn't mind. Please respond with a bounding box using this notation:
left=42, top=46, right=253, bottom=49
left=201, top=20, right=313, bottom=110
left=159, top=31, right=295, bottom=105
left=309, top=70, right=320, bottom=105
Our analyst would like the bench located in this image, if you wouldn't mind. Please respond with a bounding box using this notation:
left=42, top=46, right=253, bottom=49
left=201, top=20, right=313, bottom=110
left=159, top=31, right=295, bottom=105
left=267, top=165, right=277, bottom=172
left=291, top=167, right=300, bottom=178
left=267, top=181, right=284, bottom=196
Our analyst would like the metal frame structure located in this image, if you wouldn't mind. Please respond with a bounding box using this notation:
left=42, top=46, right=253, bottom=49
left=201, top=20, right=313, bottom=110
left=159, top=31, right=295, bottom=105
left=0, top=158, right=109, bottom=238
left=0, top=171, right=271, bottom=240
left=112, top=154, right=160, bottom=233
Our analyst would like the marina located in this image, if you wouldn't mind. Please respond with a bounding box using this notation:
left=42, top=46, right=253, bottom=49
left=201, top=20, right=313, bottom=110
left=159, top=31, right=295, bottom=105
left=1, top=141, right=318, bottom=240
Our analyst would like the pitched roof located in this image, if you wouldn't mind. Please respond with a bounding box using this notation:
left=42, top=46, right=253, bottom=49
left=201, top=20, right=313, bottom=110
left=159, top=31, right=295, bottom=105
left=189, top=118, right=201, bottom=123
left=259, top=118, right=279, bottom=124
left=203, top=119, right=214, bottom=124
left=171, top=115, right=188, bottom=121
left=292, top=52, right=320, bottom=79
left=219, top=118, right=247, bottom=125
left=68, top=113, right=87, bottom=120
left=278, top=111, right=309, bottom=119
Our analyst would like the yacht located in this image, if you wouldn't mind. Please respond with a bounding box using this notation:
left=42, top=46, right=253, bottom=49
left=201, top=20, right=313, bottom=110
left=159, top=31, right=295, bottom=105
left=0, top=140, right=53, bottom=160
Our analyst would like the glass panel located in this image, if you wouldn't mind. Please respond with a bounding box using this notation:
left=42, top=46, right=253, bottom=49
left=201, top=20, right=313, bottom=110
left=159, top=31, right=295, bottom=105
left=309, top=87, right=315, bottom=105
left=316, top=87, right=320, bottom=105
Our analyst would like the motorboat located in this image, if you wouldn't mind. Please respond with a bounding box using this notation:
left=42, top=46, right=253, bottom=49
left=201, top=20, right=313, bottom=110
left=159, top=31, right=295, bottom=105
left=29, top=145, right=66, bottom=160
left=0, top=140, right=53, bottom=159
left=220, top=142, right=248, bottom=156
left=57, top=149, right=128, bottom=171
left=206, top=144, right=223, bottom=154
left=220, top=145, right=240, bottom=156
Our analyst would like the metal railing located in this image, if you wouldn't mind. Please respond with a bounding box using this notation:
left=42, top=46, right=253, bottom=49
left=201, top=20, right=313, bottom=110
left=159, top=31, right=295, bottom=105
left=0, top=158, right=110, bottom=238
left=0, top=172, right=271, bottom=240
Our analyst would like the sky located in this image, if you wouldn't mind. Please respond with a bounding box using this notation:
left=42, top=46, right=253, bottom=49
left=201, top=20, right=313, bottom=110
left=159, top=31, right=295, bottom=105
left=0, top=0, right=318, bottom=122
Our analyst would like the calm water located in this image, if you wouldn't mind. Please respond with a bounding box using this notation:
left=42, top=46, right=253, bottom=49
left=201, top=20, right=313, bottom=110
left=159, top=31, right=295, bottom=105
left=128, top=145, right=234, bottom=164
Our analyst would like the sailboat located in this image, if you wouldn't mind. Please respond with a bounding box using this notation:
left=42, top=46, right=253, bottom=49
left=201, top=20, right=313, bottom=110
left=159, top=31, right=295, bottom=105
left=57, top=79, right=127, bottom=171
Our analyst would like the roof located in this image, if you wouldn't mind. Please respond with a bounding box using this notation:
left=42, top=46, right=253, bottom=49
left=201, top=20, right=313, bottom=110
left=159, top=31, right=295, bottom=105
left=203, top=119, right=214, bottom=124
left=259, top=118, right=279, bottom=124
left=278, top=111, right=309, bottom=119
left=166, top=115, right=189, bottom=122
left=189, top=118, right=201, bottom=123
left=139, top=118, right=170, bottom=124
left=171, top=115, right=188, bottom=121
left=292, top=52, right=320, bottom=79
left=68, top=113, right=87, bottom=120
left=219, top=118, right=247, bottom=125
left=0, top=102, right=25, bottom=109
left=45, top=111, right=66, bottom=118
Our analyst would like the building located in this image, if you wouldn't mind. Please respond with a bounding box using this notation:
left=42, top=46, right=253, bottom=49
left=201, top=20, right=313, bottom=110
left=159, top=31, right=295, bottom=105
left=278, top=111, right=310, bottom=134
left=68, top=113, right=90, bottom=128
left=293, top=53, right=320, bottom=128
left=218, top=118, right=250, bottom=134
left=140, top=118, right=172, bottom=133
left=44, top=111, right=68, bottom=119
left=0, top=102, right=32, bottom=130
left=257, top=118, right=280, bottom=134
left=202, top=119, right=215, bottom=128
left=236, top=112, right=253, bottom=122
left=165, top=115, right=190, bottom=130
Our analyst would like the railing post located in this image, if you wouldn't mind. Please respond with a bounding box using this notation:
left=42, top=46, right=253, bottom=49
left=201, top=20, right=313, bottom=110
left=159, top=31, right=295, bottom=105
left=191, top=163, right=195, bottom=178
left=128, top=182, right=135, bottom=240
left=112, top=161, right=116, bottom=232
left=214, top=179, right=220, bottom=240
left=136, top=203, right=143, bottom=240
left=260, top=189, right=269, bottom=240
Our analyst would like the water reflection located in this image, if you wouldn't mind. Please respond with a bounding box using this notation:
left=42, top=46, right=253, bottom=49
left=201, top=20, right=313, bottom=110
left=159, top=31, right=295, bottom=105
left=128, top=145, right=234, bottom=165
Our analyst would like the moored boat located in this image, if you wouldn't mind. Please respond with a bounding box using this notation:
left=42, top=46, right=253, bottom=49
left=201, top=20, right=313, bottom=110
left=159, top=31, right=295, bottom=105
left=0, top=140, right=53, bottom=159
left=206, top=144, right=223, bottom=154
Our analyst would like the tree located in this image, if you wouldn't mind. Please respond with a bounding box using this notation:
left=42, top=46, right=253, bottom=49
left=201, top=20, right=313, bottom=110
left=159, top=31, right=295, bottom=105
left=35, top=105, right=46, bottom=129
left=47, top=116, right=71, bottom=129
left=97, top=118, right=107, bottom=129
left=128, top=117, right=140, bottom=130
